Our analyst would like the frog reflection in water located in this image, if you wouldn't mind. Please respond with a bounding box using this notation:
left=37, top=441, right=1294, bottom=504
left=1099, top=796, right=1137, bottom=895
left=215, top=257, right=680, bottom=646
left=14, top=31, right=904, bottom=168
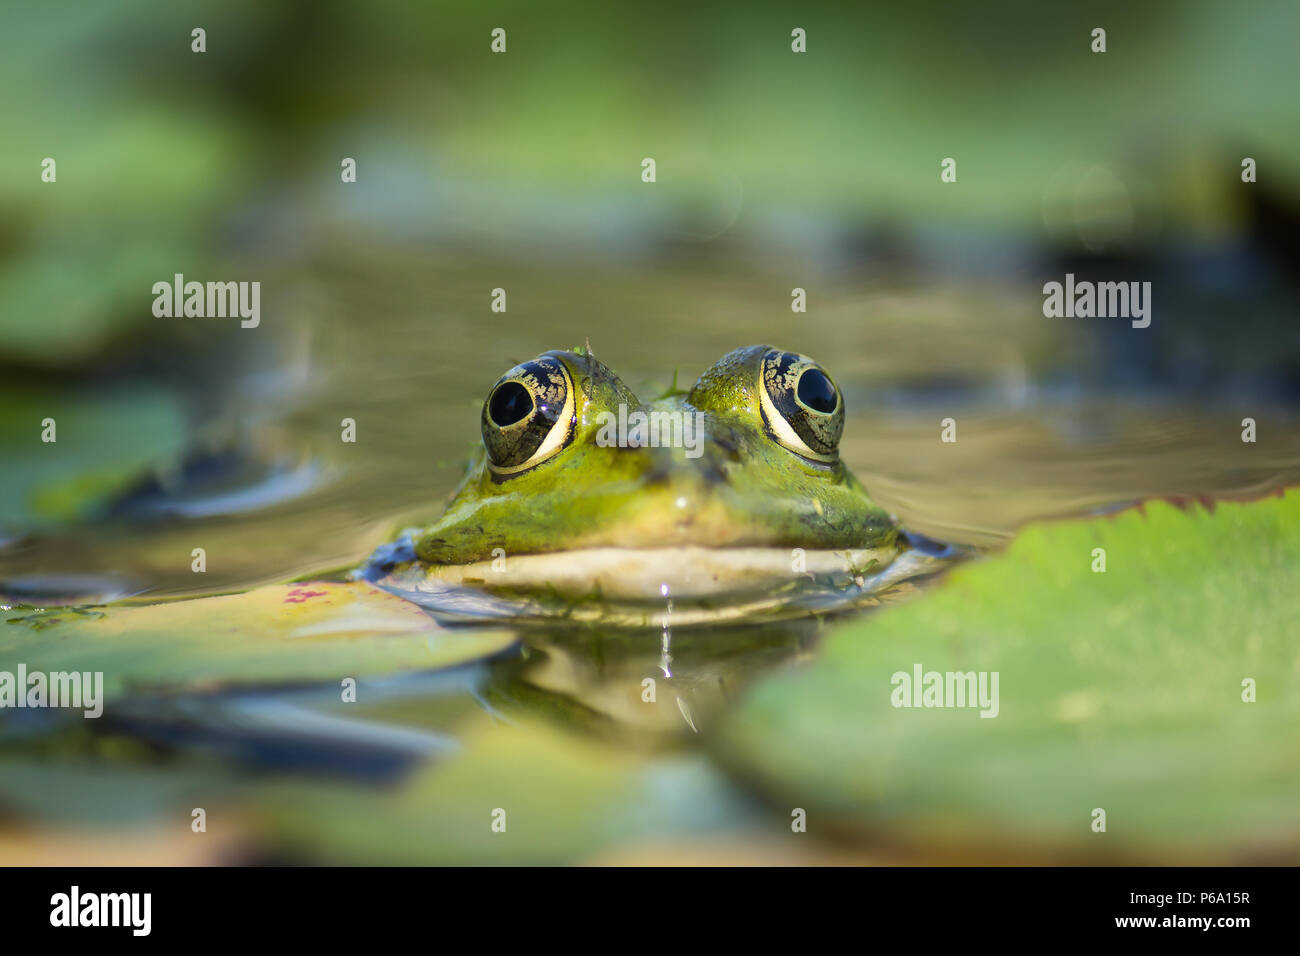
left=369, top=345, right=942, bottom=626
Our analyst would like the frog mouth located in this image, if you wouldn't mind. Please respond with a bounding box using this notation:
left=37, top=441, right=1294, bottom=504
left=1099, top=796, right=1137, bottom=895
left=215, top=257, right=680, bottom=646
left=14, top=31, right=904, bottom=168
left=368, top=542, right=959, bottom=628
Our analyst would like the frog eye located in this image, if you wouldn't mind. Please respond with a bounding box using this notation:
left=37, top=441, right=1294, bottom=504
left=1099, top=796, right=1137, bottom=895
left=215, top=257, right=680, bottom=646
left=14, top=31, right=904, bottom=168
left=481, top=356, right=575, bottom=474
left=758, top=349, right=844, bottom=462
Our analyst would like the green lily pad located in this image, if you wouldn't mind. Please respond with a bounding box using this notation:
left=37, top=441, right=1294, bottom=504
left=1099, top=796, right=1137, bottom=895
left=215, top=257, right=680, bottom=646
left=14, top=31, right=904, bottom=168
left=717, top=490, right=1300, bottom=862
left=1, top=581, right=517, bottom=703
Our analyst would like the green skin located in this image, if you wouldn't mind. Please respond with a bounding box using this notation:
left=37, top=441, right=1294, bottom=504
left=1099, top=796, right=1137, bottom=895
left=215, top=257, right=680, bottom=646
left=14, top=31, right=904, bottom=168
left=415, top=345, right=898, bottom=565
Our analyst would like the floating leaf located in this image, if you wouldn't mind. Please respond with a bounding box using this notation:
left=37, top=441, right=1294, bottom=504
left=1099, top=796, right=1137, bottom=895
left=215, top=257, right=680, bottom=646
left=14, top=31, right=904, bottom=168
left=1, top=581, right=517, bottom=703
left=717, top=490, right=1300, bottom=862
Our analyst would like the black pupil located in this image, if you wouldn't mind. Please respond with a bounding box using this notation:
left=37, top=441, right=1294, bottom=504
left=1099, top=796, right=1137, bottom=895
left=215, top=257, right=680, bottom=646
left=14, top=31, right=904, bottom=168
left=797, top=368, right=837, bottom=413
left=489, top=381, right=532, bottom=426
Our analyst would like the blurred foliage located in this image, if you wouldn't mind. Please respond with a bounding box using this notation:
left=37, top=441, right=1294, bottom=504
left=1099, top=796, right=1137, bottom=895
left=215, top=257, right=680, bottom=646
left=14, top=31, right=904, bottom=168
left=0, top=758, right=234, bottom=826
left=5, top=0, right=1298, bottom=298
left=251, top=720, right=767, bottom=865
left=717, top=489, right=1300, bottom=861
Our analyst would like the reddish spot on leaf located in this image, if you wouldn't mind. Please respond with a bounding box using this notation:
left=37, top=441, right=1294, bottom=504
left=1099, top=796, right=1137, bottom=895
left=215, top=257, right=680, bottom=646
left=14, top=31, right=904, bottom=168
left=283, top=586, right=329, bottom=604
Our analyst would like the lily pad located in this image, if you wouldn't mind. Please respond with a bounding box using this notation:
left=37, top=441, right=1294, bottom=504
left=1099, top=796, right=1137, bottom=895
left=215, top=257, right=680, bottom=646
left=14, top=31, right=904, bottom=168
left=0, top=581, right=517, bottom=704
left=717, top=490, right=1300, bottom=862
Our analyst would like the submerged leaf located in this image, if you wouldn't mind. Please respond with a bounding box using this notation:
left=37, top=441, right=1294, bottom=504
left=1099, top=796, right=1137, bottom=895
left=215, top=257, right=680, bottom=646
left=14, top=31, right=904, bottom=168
left=253, top=720, right=766, bottom=865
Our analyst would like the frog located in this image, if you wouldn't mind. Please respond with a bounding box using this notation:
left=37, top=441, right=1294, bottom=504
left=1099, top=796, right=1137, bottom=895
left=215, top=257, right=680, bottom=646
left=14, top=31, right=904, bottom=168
left=364, top=345, right=949, bottom=626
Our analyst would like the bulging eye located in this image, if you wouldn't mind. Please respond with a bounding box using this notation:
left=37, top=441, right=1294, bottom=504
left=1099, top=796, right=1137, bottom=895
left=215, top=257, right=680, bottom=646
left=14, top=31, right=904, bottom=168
left=758, top=349, right=844, bottom=462
left=481, top=356, right=575, bottom=474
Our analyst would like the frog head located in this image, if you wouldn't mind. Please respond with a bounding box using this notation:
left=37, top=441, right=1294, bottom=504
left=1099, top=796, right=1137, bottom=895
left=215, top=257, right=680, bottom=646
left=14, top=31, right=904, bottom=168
left=414, top=345, right=897, bottom=565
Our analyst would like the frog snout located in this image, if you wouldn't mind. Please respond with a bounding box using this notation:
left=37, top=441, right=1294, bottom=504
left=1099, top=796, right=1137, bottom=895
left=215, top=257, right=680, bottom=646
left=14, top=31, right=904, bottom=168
left=638, top=441, right=731, bottom=493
